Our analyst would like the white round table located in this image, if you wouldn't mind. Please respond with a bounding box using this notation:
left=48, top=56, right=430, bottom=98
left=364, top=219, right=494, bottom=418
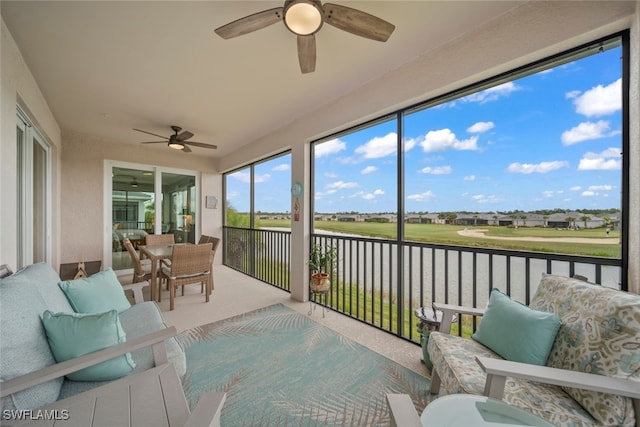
left=420, top=395, right=553, bottom=426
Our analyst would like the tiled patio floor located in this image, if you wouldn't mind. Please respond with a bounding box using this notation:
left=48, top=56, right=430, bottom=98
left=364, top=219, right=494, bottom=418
left=144, top=265, right=428, bottom=378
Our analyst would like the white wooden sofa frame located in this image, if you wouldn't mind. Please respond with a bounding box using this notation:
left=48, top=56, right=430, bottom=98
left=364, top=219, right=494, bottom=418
left=1, top=324, right=225, bottom=426
left=387, top=301, right=640, bottom=427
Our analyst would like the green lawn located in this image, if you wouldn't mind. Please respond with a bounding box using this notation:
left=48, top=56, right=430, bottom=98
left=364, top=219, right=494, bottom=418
left=259, top=219, right=620, bottom=258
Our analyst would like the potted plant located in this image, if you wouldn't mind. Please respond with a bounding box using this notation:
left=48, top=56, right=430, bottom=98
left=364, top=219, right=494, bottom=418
left=308, top=244, right=336, bottom=292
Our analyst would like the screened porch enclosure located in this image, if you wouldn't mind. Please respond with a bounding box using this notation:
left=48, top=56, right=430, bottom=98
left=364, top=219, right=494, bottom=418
left=222, top=226, right=622, bottom=342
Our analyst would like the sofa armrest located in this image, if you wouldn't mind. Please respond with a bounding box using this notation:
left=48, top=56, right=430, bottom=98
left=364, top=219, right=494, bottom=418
left=432, top=302, right=484, bottom=334
left=122, top=280, right=148, bottom=304
left=1, top=327, right=176, bottom=398
left=185, top=391, right=227, bottom=427
left=476, top=356, right=640, bottom=401
left=386, top=394, right=422, bottom=427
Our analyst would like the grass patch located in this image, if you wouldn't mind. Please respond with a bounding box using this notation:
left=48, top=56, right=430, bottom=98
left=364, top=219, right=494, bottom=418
left=323, top=277, right=474, bottom=342
left=260, top=219, right=621, bottom=258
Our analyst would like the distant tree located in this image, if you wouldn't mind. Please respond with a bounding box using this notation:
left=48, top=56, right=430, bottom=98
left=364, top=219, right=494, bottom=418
left=520, top=215, right=527, bottom=226
left=509, top=214, right=517, bottom=226
left=580, top=215, right=591, bottom=229
left=492, top=215, right=499, bottom=225
left=543, top=215, right=549, bottom=227
left=226, top=203, right=251, bottom=228
left=473, top=215, right=478, bottom=226
left=565, top=217, right=576, bottom=229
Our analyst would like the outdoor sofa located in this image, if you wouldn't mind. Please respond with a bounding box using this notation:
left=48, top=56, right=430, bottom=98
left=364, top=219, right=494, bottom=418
left=389, top=273, right=640, bottom=426
left=0, top=262, right=186, bottom=415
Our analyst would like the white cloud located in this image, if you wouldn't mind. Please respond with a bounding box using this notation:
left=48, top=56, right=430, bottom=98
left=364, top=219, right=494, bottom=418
left=326, top=181, right=358, bottom=192
left=229, top=171, right=250, bottom=183
left=358, top=189, right=385, bottom=200
left=581, top=185, right=612, bottom=197
left=464, top=175, right=476, bottom=181
left=578, top=147, right=621, bottom=171
left=407, top=191, right=435, bottom=202
left=467, top=121, right=495, bottom=133
left=230, top=171, right=270, bottom=183
left=419, top=165, right=452, bottom=175
left=471, top=194, right=500, bottom=204
left=419, top=129, right=478, bottom=152
left=565, top=90, right=581, bottom=99
left=588, top=184, right=613, bottom=191
left=315, top=138, right=346, bottom=157
left=355, top=132, right=398, bottom=159
left=403, top=137, right=417, bottom=151
left=254, top=173, right=271, bottom=183
left=506, top=160, right=569, bottom=174
left=571, top=78, right=621, bottom=117
left=561, top=120, right=616, bottom=145
left=570, top=186, right=582, bottom=191
left=272, top=164, right=290, bottom=171
left=462, top=82, right=521, bottom=104
left=542, top=190, right=555, bottom=198
left=361, top=166, right=378, bottom=175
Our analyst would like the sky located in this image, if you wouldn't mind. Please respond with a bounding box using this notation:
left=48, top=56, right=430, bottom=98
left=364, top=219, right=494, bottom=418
left=228, top=43, right=622, bottom=214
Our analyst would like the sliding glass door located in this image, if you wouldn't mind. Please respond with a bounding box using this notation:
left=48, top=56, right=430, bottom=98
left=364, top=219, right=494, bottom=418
left=162, top=172, right=196, bottom=244
left=17, top=108, right=50, bottom=268
left=109, top=163, right=198, bottom=271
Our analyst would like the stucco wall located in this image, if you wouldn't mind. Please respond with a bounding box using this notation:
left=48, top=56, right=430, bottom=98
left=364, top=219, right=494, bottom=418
left=60, top=131, right=222, bottom=266
left=1, top=15, right=62, bottom=270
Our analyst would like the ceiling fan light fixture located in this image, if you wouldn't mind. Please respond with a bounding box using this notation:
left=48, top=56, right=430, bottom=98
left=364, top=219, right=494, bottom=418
left=168, top=141, right=184, bottom=150
left=284, top=0, right=323, bottom=35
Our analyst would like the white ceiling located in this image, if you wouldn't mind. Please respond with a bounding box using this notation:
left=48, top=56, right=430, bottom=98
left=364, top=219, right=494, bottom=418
left=1, top=1, right=532, bottom=158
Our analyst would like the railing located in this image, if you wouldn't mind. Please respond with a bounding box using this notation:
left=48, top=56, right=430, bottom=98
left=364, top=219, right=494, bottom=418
left=223, top=226, right=291, bottom=292
left=221, top=226, right=622, bottom=342
left=313, top=233, right=622, bottom=342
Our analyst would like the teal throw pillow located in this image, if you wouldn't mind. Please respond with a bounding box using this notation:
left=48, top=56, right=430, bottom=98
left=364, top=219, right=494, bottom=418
left=41, top=310, right=136, bottom=381
left=472, top=289, right=561, bottom=365
left=59, top=268, right=131, bottom=313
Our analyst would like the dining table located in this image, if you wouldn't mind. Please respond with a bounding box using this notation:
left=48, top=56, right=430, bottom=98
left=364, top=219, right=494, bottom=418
left=139, top=244, right=175, bottom=302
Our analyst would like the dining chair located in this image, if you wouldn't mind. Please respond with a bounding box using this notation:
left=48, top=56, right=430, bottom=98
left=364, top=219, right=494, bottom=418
left=122, top=238, right=153, bottom=284
left=198, top=235, right=220, bottom=294
left=158, top=243, right=213, bottom=311
left=146, top=233, right=175, bottom=246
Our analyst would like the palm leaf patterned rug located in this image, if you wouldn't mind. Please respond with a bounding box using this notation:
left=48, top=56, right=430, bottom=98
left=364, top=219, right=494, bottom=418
left=177, top=303, right=430, bottom=426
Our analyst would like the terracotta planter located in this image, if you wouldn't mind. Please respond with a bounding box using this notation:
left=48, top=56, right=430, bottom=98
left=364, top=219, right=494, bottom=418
left=310, top=273, right=331, bottom=292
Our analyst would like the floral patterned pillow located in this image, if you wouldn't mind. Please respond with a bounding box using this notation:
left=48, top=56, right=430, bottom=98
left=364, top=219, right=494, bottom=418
left=530, top=273, right=640, bottom=426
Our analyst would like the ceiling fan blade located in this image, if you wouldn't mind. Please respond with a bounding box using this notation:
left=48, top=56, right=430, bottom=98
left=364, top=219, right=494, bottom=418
left=185, top=141, right=218, bottom=150
left=141, top=141, right=169, bottom=144
left=176, top=130, right=194, bottom=141
left=322, top=3, right=395, bottom=42
left=214, top=7, right=283, bottom=39
left=181, top=145, right=192, bottom=153
left=133, top=128, right=169, bottom=140
left=297, top=35, right=316, bottom=74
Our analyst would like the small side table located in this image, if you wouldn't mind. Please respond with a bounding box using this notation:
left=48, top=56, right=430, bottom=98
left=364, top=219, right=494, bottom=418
left=415, top=307, right=456, bottom=369
left=420, top=394, right=553, bottom=426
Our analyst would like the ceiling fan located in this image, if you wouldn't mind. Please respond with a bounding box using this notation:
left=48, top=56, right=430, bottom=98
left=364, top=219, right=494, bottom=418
left=133, top=126, right=217, bottom=152
left=214, top=0, right=395, bottom=73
